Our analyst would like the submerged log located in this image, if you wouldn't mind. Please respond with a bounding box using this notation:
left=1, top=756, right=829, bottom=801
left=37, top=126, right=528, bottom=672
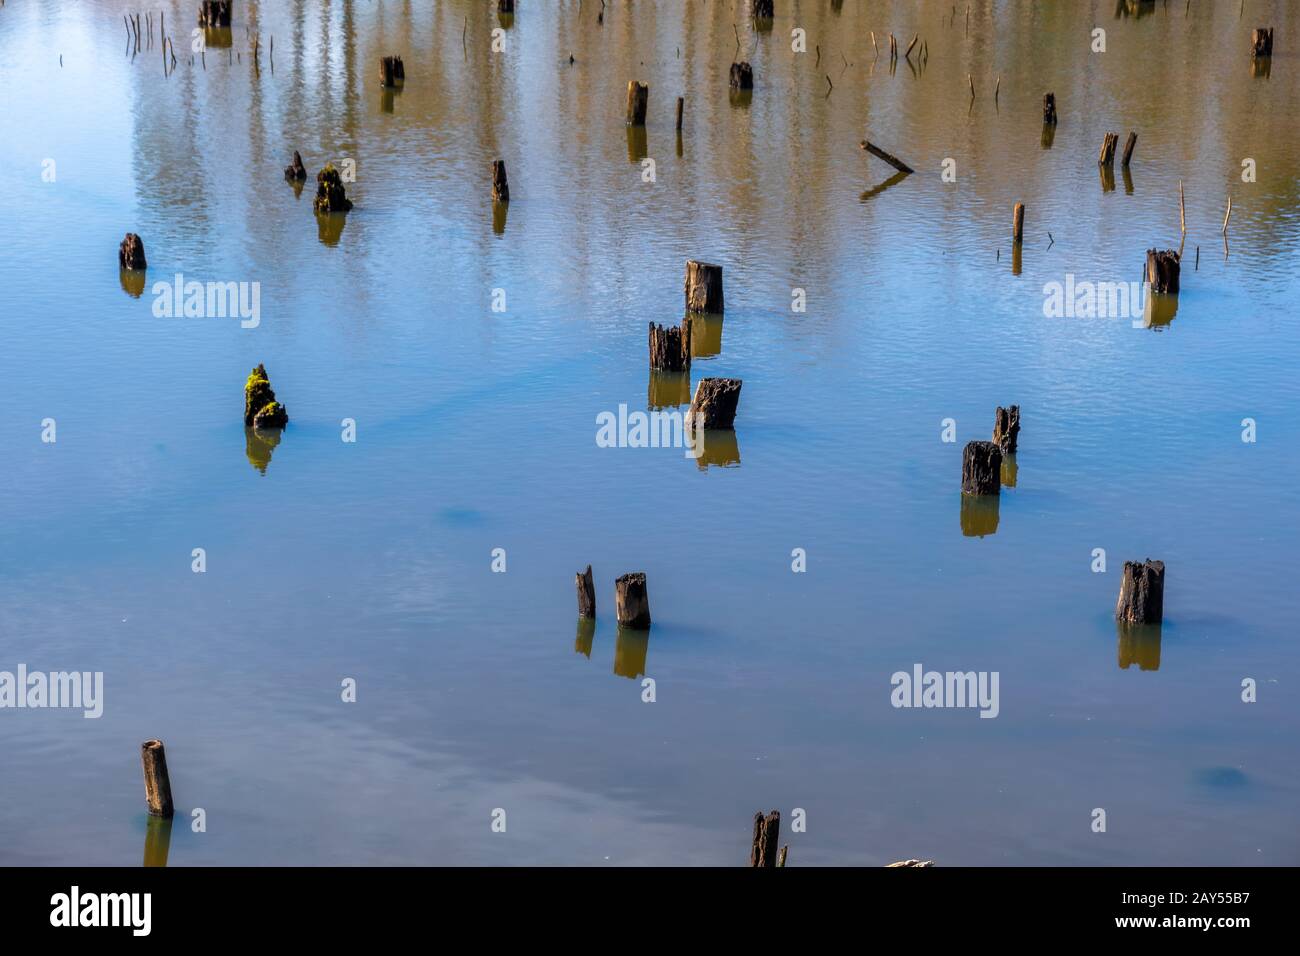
left=684, top=260, right=725, bottom=313
left=283, top=150, right=307, bottom=181
left=198, top=1, right=232, bottom=28
left=141, top=739, right=174, bottom=818
left=379, top=54, right=405, bottom=87
left=729, top=62, right=754, bottom=90
left=1251, top=27, right=1273, bottom=58
left=648, top=320, right=691, bottom=371
left=1012, top=202, right=1024, bottom=243
left=688, top=377, right=743, bottom=429
left=118, top=233, right=147, bottom=269
left=314, top=164, right=353, bottom=213
left=1121, top=131, right=1137, bottom=167
left=961, top=441, right=1002, bottom=496
left=1145, top=248, right=1180, bottom=294
left=626, top=81, right=648, bottom=125
left=993, top=405, right=1020, bottom=454
left=614, top=572, right=651, bottom=629
left=1042, top=92, right=1057, bottom=125
left=749, top=811, right=780, bottom=867
left=1115, top=559, right=1165, bottom=625
left=576, top=564, right=596, bottom=619
left=858, top=140, right=914, bottom=174
left=245, top=363, right=288, bottom=429
left=491, top=160, right=509, bottom=202
left=1097, top=131, right=1118, bottom=167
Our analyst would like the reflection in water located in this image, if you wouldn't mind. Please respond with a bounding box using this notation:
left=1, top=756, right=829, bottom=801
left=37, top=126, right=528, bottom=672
left=613, top=627, right=649, bottom=679
left=1141, top=292, right=1178, bottom=329
left=626, top=125, right=647, bottom=163
left=381, top=89, right=396, bottom=114
left=1117, top=621, right=1161, bottom=671
left=498, top=12, right=515, bottom=30
left=1000, top=454, right=1018, bottom=489
left=960, top=494, right=1000, bottom=537
left=317, top=211, right=347, bottom=246
left=119, top=268, right=146, bottom=298
left=575, top=617, right=595, bottom=658
left=676, top=130, right=683, bottom=158
left=202, top=27, right=233, bottom=49
left=1251, top=56, right=1271, bottom=80
left=648, top=370, right=690, bottom=408
left=245, top=426, right=282, bottom=474
left=728, top=88, right=753, bottom=110
left=1040, top=123, right=1056, bottom=150
left=289, top=178, right=305, bottom=201
left=688, top=313, right=723, bottom=358
left=1011, top=242, right=1022, bottom=276
left=1099, top=164, right=1115, bottom=194
left=143, top=815, right=172, bottom=867
left=693, top=428, right=740, bottom=470
left=859, top=170, right=910, bottom=203
left=1122, top=165, right=1134, bottom=195
left=492, top=200, right=508, bottom=236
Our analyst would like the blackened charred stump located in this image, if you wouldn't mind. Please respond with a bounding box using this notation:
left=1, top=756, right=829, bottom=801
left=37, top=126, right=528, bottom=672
left=197, top=1, right=231, bottom=28
left=749, top=811, right=780, bottom=867
left=491, top=160, right=510, bottom=202
left=118, top=233, right=147, bottom=270
left=1042, top=92, right=1057, bottom=125
left=961, top=440, right=1002, bottom=496
left=625, top=81, right=648, bottom=125
left=1145, top=249, right=1180, bottom=294
left=1251, top=28, right=1273, bottom=58
left=141, top=739, right=174, bottom=818
left=576, top=564, right=596, bottom=619
left=244, top=363, right=288, bottom=429
left=614, top=572, right=651, bottom=629
left=1012, top=203, right=1025, bottom=243
left=379, top=54, right=405, bottom=88
left=1121, top=131, right=1137, bottom=168
left=993, top=405, right=1020, bottom=454
left=648, top=320, right=691, bottom=371
left=684, top=260, right=724, bottom=313
left=1116, top=559, right=1165, bottom=625
left=729, top=62, right=754, bottom=90
left=689, top=377, right=742, bottom=429
left=314, top=164, right=353, bottom=213
left=283, top=150, right=307, bottom=181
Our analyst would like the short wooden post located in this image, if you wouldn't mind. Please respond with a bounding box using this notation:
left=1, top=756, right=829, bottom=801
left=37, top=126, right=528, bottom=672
left=729, top=62, right=754, bottom=89
left=626, top=81, right=648, bottom=125
left=777, top=845, right=789, bottom=867
left=1012, top=203, right=1024, bottom=243
left=675, top=96, right=684, bottom=131
left=961, top=441, right=1001, bottom=496
left=284, top=150, right=307, bottom=181
left=1121, top=131, right=1137, bottom=167
left=118, top=233, right=147, bottom=269
left=993, top=405, right=1020, bottom=454
left=141, top=739, right=174, bottom=818
left=749, top=811, right=780, bottom=867
left=1251, top=27, right=1273, bottom=58
left=499, top=0, right=516, bottom=12
left=648, top=320, right=691, bottom=371
left=576, top=564, right=596, bottom=618
left=198, top=1, right=232, bottom=28
left=1097, top=132, right=1118, bottom=167
left=688, top=377, right=743, bottom=429
left=753, top=0, right=775, bottom=17
left=684, top=260, right=725, bottom=313
left=491, top=160, right=509, bottom=202
left=314, top=164, right=354, bottom=213
left=1115, top=559, right=1165, bottom=624
left=614, top=572, right=651, bottom=629
left=1145, top=248, right=1180, bottom=294
left=1042, top=92, right=1057, bottom=125
left=379, top=54, right=405, bottom=87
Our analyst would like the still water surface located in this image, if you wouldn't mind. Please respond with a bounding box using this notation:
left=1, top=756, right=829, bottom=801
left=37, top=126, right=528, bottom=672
left=2, top=0, right=1298, bottom=864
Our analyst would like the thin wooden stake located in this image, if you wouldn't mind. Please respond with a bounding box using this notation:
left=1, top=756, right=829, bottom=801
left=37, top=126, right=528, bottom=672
left=1179, top=179, right=1186, bottom=235
left=1221, top=197, right=1232, bottom=235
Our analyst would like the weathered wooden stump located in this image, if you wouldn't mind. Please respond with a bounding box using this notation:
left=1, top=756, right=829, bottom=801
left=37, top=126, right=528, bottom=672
left=118, top=233, right=147, bottom=270
left=283, top=150, right=307, bottom=181
left=625, top=81, right=648, bottom=125
left=684, top=260, right=724, bottom=313
left=1145, top=249, right=1180, bottom=294
left=749, top=811, right=780, bottom=867
left=491, top=160, right=509, bottom=202
left=614, top=572, right=651, bottom=629
left=675, top=96, right=684, bottom=132
left=198, top=1, right=232, bottom=28
left=648, top=320, right=691, bottom=371
left=961, top=441, right=1001, bottom=496
left=1012, top=202, right=1024, bottom=243
left=1042, top=92, right=1057, bottom=125
left=1251, top=27, right=1274, bottom=58
left=1097, top=131, right=1118, bottom=167
left=379, top=54, right=405, bottom=87
left=993, top=405, right=1020, bottom=454
left=499, top=0, right=515, bottom=12
left=753, top=0, right=775, bottom=19
left=729, top=62, right=754, bottom=90
left=576, top=565, right=596, bottom=619
left=777, top=845, right=789, bottom=867
left=314, top=164, right=353, bottom=213
left=245, top=363, right=288, bottom=429
left=689, top=378, right=742, bottom=429
left=1116, top=559, right=1164, bottom=625
left=1121, top=131, right=1137, bottom=167
left=141, top=739, right=174, bottom=818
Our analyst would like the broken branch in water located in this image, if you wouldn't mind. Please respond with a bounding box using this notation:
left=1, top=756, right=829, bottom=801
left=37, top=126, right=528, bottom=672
left=860, top=140, right=915, bottom=175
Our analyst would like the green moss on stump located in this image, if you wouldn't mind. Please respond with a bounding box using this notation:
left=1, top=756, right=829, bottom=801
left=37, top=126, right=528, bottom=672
left=314, top=164, right=353, bottom=214
left=244, top=363, right=288, bottom=429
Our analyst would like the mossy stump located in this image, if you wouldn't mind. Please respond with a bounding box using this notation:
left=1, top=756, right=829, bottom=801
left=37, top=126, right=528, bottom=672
left=314, top=164, right=353, bottom=214
left=961, top=441, right=1001, bottom=496
left=648, top=320, right=691, bottom=371
left=993, top=405, right=1020, bottom=455
left=730, top=62, right=754, bottom=90
left=284, top=150, right=307, bottom=181
left=245, top=364, right=288, bottom=429
left=119, top=233, right=147, bottom=270
left=688, top=377, right=742, bottom=429
left=614, top=572, right=651, bottom=629
left=1116, top=559, right=1165, bottom=625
